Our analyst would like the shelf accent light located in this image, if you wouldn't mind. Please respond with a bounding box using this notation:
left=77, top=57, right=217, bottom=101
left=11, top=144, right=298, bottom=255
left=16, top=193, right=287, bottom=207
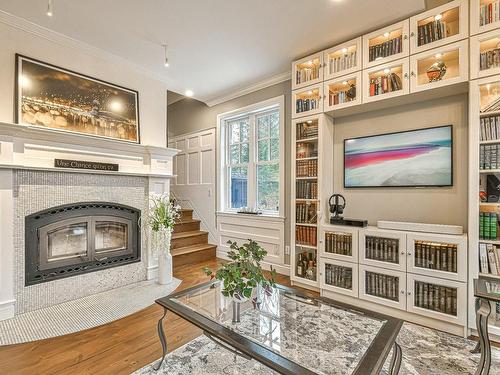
left=434, top=14, right=442, bottom=21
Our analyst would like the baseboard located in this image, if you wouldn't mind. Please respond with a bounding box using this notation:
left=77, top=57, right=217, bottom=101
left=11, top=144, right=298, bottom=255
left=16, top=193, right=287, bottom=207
left=0, top=299, right=15, bottom=321
left=146, top=265, right=158, bottom=281
left=216, top=250, right=289, bottom=276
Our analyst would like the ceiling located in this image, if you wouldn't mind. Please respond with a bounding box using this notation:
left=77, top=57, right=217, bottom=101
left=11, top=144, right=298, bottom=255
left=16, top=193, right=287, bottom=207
left=0, top=0, right=425, bottom=105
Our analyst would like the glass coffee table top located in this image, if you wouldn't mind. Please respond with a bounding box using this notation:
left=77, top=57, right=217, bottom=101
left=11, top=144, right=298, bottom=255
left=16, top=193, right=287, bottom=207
left=156, top=281, right=403, bottom=375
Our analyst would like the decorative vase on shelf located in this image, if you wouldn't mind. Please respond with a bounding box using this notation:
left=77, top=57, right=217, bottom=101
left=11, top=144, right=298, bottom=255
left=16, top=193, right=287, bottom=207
left=154, top=228, right=173, bottom=285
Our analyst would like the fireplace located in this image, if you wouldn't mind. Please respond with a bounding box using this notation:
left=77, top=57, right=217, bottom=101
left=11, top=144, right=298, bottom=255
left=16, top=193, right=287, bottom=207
left=25, top=202, right=141, bottom=286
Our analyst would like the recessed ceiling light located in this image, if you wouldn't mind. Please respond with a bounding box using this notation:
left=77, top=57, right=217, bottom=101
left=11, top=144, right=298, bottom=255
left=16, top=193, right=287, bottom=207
left=185, top=90, right=194, bottom=97
left=434, top=14, right=442, bottom=21
left=46, top=0, right=53, bottom=16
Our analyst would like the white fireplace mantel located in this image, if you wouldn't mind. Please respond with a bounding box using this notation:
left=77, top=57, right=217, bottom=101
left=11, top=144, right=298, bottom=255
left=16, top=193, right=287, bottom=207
left=0, top=121, right=179, bottom=177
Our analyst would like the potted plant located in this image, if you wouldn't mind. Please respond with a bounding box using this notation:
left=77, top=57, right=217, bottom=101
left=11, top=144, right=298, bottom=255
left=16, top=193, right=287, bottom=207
left=146, top=194, right=180, bottom=285
left=204, top=239, right=276, bottom=322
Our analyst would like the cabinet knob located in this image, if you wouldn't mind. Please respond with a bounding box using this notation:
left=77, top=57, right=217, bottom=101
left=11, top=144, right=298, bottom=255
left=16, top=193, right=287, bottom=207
left=410, top=32, right=415, bottom=37
left=404, top=34, right=408, bottom=40
left=410, top=71, right=415, bottom=77
left=407, top=291, right=412, bottom=296
left=407, top=252, right=412, bottom=256
left=400, top=251, right=405, bottom=255
left=400, top=290, right=405, bottom=294
left=404, top=73, right=409, bottom=79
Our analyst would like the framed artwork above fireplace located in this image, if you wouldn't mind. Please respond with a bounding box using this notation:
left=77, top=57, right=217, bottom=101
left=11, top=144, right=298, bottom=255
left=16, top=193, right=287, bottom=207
left=15, top=54, right=140, bottom=143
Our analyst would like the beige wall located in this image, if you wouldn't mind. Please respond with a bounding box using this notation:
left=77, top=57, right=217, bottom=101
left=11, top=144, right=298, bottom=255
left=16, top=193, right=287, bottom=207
left=168, top=80, right=293, bottom=248
left=332, top=94, right=468, bottom=229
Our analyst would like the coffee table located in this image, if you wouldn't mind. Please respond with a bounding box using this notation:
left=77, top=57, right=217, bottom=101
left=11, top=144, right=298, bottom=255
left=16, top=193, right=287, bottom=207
left=153, top=280, right=403, bottom=374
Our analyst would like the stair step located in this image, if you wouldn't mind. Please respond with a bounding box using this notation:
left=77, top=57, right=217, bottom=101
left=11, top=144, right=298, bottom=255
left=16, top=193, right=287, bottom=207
left=172, top=244, right=217, bottom=267
left=179, top=209, right=193, bottom=220
left=171, top=230, right=208, bottom=249
left=174, top=219, right=200, bottom=233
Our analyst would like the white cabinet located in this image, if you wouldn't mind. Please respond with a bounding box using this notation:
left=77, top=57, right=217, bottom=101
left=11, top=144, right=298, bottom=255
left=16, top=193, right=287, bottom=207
left=323, top=37, right=362, bottom=80
left=470, top=0, right=500, bottom=36
left=362, top=58, right=409, bottom=104
left=470, top=29, right=500, bottom=80
left=320, top=258, right=358, bottom=297
left=292, top=53, right=323, bottom=90
left=409, top=40, right=469, bottom=93
left=409, top=0, right=468, bottom=54
left=406, top=273, right=467, bottom=325
left=362, top=20, right=410, bottom=69
left=292, top=83, right=323, bottom=119
left=359, top=228, right=407, bottom=272
left=323, top=72, right=361, bottom=112
left=320, top=224, right=359, bottom=263
left=359, top=264, right=407, bottom=311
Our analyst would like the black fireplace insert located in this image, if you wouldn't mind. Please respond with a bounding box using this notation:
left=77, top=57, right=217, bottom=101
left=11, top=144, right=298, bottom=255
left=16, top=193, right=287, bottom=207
left=25, top=202, right=141, bottom=286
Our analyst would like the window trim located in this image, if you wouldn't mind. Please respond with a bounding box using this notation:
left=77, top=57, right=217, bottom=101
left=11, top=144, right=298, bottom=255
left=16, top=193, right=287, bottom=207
left=216, top=95, right=285, bottom=217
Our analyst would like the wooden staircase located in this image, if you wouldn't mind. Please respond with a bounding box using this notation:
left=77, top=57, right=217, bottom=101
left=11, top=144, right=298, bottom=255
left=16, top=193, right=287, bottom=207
left=172, top=208, right=216, bottom=267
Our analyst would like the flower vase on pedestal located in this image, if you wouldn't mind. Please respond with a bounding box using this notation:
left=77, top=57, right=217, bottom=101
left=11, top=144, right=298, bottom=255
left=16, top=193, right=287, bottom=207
left=155, top=228, right=173, bottom=285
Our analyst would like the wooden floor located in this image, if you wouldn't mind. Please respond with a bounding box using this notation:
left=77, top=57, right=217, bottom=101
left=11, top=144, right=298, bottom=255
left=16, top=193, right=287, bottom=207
left=0, top=259, right=307, bottom=375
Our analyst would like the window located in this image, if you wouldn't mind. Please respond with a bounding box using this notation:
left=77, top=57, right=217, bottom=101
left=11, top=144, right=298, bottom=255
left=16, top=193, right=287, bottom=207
left=218, top=96, right=284, bottom=215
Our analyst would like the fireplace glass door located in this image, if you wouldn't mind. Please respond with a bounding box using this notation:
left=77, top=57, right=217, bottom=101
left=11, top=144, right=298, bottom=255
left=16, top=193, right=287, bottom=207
left=94, top=216, right=132, bottom=259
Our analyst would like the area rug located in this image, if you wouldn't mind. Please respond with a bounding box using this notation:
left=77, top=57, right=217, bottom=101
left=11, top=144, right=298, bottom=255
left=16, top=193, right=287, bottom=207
left=0, top=278, right=181, bottom=345
left=134, top=322, right=500, bottom=375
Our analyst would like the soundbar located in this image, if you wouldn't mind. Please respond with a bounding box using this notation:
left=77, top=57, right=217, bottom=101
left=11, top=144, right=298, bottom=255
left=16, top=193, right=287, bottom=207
left=330, top=217, right=368, bottom=227
left=377, top=220, right=463, bottom=235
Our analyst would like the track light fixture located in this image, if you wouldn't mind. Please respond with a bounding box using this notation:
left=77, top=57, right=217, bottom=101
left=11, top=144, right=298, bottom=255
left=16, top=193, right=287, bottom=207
left=47, top=0, right=53, bottom=17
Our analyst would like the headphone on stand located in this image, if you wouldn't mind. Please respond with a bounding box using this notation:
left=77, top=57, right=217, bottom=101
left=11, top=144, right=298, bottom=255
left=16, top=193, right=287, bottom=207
left=329, top=194, right=346, bottom=219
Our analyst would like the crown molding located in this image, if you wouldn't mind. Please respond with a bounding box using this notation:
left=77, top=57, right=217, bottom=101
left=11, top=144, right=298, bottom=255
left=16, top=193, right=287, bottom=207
left=204, top=71, right=291, bottom=107
left=0, top=10, right=172, bottom=87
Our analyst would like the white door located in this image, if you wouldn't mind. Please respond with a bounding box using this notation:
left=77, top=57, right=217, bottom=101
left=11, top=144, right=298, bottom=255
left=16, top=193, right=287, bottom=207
left=168, top=128, right=217, bottom=243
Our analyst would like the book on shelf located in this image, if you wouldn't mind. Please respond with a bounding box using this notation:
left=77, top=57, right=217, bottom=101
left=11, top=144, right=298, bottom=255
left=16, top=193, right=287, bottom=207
left=329, top=50, right=357, bottom=74
left=480, top=242, right=500, bottom=275
left=480, top=1, right=500, bottom=26
left=480, top=47, right=500, bottom=71
left=296, top=159, right=318, bottom=177
left=414, top=241, right=457, bottom=273
left=325, top=264, right=353, bottom=289
left=368, top=35, right=402, bottom=62
left=479, top=212, right=499, bottom=240
left=415, top=281, right=457, bottom=316
left=296, top=180, right=317, bottom=199
left=365, top=236, right=399, bottom=264
left=479, top=144, right=500, bottom=169
left=296, top=98, right=319, bottom=114
left=296, top=65, right=319, bottom=85
left=325, top=232, right=352, bottom=255
left=296, top=225, right=317, bottom=246
left=417, top=19, right=448, bottom=46
left=369, top=72, right=402, bottom=97
left=296, top=202, right=317, bottom=224
left=365, top=271, right=399, bottom=302
left=296, top=122, right=318, bottom=140
left=480, top=115, right=500, bottom=141
left=329, top=86, right=355, bottom=106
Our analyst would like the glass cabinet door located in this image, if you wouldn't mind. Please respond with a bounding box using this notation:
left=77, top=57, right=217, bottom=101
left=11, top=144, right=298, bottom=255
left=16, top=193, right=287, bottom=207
left=359, top=229, right=406, bottom=272
left=470, top=0, right=500, bottom=36
left=292, top=84, right=323, bottom=119
left=320, top=225, right=359, bottom=262
left=409, top=0, right=468, bottom=54
left=320, top=259, right=358, bottom=297
left=323, top=37, right=361, bottom=80
left=359, top=265, right=407, bottom=311
left=363, top=58, right=409, bottom=104
left=323, top=72, right=361, bottom=112
left=292, top=53, right=323, bottom=90
left=471, top=29, right=500, bottom=79
left=409, top=40, right=468, bottom=93
left=362, top=20, right=409, bottom=69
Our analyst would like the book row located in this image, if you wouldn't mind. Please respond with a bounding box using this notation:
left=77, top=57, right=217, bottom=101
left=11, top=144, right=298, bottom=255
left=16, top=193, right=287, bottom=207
left=368, top=36, right=402, bottom=62
left=296, top=202, right=317, bottom=224
left=296, top=98, right=319, bottom=114
left=369, top=72, right=402, bottom=97
left=480, top=47, right=500, bottom=71
left=479, top=242, right=500, bottom=275
left=417, top=19, right=449, bottom=46
left=415, top=281, right=457, bottom=316
left=365, top=237, right=399, bottom=264
left=365, top=271, right=400, bottom=302
left=296, top=66, right=319, bottom=85
left=296, top=180, right=318, bottom=200
left=479, top=115, right=500, bottom=141
left=328, top=87, right=355, bottom=106
left=325, top=232, right=353, bottom=256
left=296, top=159, right=318, bottom=177
left=479, top=144, right=500, bottom=169
left=414, top=241, right=457, bottom=273
left=325, top=264, right=353, bottom=290
left=479, top=212, right=498, bottom=240
left=328, top=50, right=357, bottom=74
left=296, top=225, right=317, bottom=247
left=296, top=122, right=318, bottom=140
left=480, top=1, right=500, bottom=26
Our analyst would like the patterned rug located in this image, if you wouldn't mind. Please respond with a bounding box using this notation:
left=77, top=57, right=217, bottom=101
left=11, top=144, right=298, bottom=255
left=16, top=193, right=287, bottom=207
left=134, top=322, right=500, bottom=375
left=0, top=278, right=181, bottom=345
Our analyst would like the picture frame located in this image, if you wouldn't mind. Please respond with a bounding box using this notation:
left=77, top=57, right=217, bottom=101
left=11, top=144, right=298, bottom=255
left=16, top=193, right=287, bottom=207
left=15, top=54, right=140, bottom=143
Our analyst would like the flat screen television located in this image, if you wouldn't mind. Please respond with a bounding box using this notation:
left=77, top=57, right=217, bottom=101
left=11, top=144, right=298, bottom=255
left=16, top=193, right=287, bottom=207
left=344, top=125, right=452, bottom=188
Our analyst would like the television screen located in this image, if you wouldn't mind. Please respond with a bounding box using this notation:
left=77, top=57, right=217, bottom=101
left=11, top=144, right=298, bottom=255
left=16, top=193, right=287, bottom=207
left=344, top=125, right=452, bottom=188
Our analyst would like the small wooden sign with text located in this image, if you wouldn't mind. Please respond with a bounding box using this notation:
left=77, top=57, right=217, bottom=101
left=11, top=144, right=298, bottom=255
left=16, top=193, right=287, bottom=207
left=54, top=159, right=119, bottom=172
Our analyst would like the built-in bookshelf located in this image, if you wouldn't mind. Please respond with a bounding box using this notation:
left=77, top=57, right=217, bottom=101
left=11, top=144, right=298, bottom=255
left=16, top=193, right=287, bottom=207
left=470, top=75, right=500, bottom=339
left=290, top=115, right=333, bottom=289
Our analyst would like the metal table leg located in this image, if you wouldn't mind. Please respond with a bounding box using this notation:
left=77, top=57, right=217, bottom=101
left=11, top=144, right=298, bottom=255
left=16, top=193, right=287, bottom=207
left=153, top=309, right=168, bottom=371
left=389, top=342, right=402, bottom=375
left=472, top=297, right=481, bottom=354
left=475, top=298, right=492, bottom=375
